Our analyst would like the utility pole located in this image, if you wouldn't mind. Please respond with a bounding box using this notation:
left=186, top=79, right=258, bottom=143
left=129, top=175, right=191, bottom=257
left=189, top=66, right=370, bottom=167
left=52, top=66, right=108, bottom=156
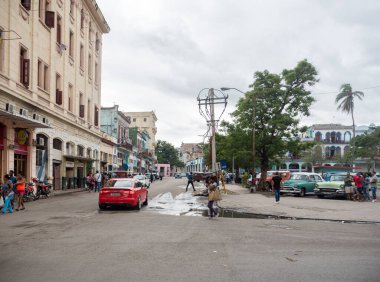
left=197, top=88, right=228, bottom=174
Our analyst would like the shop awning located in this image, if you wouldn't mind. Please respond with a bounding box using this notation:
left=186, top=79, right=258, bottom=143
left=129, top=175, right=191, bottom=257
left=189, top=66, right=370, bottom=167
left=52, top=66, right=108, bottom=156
left=0, top=109, right=51, bottom=128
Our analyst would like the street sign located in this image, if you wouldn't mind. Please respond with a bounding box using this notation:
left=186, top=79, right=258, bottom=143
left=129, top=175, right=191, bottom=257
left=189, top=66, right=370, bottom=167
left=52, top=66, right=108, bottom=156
left=221, top=160, right=227, bottom=169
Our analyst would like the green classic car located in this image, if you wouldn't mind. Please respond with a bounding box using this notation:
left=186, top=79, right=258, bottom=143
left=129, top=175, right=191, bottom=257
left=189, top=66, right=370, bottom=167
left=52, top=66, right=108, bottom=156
left=314, top=174, right=347, bottom=198
left=281, top=172, right=324, bottom=197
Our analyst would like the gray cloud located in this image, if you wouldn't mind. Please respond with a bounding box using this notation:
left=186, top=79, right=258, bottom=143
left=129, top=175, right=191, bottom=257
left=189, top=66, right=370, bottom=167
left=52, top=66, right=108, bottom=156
left=98, top=0, right=380, bottom=147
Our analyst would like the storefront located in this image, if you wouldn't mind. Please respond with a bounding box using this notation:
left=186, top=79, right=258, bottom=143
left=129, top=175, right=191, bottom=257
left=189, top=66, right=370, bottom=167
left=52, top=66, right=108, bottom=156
left=14, top=128, right=29, bottom=177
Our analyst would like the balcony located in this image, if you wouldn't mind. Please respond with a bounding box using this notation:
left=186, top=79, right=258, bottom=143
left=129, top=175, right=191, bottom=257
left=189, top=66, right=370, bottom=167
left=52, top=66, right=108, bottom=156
left=118, top=137, right=133, bottom=150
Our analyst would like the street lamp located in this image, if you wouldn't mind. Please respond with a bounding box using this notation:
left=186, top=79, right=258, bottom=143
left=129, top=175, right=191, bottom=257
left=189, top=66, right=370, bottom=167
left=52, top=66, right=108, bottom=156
left=221, top=87, right=258, bottom=177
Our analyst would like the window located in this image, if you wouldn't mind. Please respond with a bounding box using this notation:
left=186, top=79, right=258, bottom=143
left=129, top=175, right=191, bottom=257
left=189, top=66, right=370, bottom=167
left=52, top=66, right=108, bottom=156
left=94, top=106, right=99, bottom=126
left=88, top=54, right=92, bottom=79
left=69, top=0, right=75, bottom=17
left=79, top=43, right=84, bottom=69
left=95, top=33, right=100, bottom=52
left=68, top=84, right=73, bottom=112
left=55, top=73, right=62, bottom=105
left=94, top=62, right=99, bottom=84
left=0, top=27, right=5, bottom=72
left=87, top=99, right=91, bottom=121
left=53, top=138, right=62, bottom=150
left=77, top=145, right=84, bottom=157
left=39, top=0, right=54, bottom=27
left=88, top=21, right=92, bottom=42
left=133, top=118, right=136, bottom=122
left=79, top=93, right=84, bottom=118
left=144, top=118, right=147, bottom=122
left=19, top=46, right=29, bottom=87
left=56, top=14, right=62, bottom=44
left=21, top=0, right=31, bottom=10
left=36, top=149, right=43, bottom=166
left=69, top=31, right=74, bottom=57
left=80, top=9, right=85, bottom=30
left=38, top=59, right=49, bottom=91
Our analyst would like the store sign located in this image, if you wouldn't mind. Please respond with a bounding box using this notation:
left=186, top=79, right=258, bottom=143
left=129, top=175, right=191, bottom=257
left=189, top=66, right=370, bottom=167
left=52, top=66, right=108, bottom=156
left=17, top=129, right=28, bottom=145
left=66, top=161, right=74, bottom=168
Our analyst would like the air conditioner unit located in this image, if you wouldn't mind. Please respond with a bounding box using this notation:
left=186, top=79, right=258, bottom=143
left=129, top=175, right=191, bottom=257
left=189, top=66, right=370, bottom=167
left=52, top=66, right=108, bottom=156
left=37, top=137, right=45, bottom=146
left=19, top=108, right=28, bottom=117
left=42, top=117, right=49, bottom=124
left=5, top=103, right=15, bottom=114
left=33, top=113, right=41, bottom=121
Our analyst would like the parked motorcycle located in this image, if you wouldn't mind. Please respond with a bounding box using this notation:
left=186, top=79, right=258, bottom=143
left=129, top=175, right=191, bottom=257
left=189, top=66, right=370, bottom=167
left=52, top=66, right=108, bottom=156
left=23, top=181, right=37, bottom=202
left=33, top=177, right=51, bottom=199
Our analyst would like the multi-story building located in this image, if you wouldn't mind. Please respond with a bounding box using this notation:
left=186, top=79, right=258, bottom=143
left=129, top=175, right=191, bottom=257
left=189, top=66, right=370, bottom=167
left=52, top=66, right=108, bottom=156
left=0, top=0, right=109, bottom=189
left=124, top=111, right=157, bottom=160
left=179, top=142, right=204, bottom=172
left=129, top=127, right=154, bottom=173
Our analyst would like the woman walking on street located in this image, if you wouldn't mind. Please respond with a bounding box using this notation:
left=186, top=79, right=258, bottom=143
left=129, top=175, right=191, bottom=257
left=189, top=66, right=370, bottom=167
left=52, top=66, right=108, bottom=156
left=15, top=174, right=26, bottom=211
left=207, top=180, right=221, bottom=219
left=2, top=175, right=14, bottom=214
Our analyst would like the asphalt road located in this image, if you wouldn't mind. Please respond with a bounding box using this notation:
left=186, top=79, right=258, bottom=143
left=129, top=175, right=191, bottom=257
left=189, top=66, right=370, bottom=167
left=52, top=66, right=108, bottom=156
left=0, top=177, right=379, bottom=282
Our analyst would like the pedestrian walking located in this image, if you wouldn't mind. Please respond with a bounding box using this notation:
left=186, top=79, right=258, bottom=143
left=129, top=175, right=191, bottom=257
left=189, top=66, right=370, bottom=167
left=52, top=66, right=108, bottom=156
left=94, top=170, right=102, bottom=192
left=344, top=173, right=354, bottom=201
left=370, top=172, right=377, bottom=202
left=15, top=174, right=26, bottom=211
left=2, top=175, right=14, bottom=214
left=207, top=181, right=221, bottom=218
left=271, top=172, right=283, bottom=204
left=353, top=173, right=364, bottom=201
left=86, top=172, right=95, bottom=192
left=186, top=172, right=195, bottom=192
left=9, top=170, right=17, bottom=209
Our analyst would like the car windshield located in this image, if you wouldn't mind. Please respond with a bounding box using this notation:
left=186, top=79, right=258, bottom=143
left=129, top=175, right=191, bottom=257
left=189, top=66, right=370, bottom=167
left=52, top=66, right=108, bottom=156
left=289, top=174, right=308, bottom=180
left=329, top=175, right=346, bottom=181
left=107, top=180, right=133, bottom=188
left=134, top=175, right=144, bottom=180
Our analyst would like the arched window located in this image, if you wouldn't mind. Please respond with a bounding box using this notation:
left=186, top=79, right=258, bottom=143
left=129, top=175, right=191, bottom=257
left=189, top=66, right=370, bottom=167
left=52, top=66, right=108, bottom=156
left=330, top=146, right=336, bottom=158
left=77, top=145, right=84, bottom=157
left=336, top=132, right=341, bottom=143
left=315, top=131, right=322, bottom=142
left=331, top=132, right=336, bottom=143
left=325, top=146, right=330, bottom=157
left=53, top=138, right=62, bottom=150
left=344, top=131, right=351, bottom=142
left=336, top=146, right=341, bottom=157
left=280, top=163, right=287, bottom=170
left=289, top=163, right=299, bottom=171
left=325, top=132, right=331, bottom=143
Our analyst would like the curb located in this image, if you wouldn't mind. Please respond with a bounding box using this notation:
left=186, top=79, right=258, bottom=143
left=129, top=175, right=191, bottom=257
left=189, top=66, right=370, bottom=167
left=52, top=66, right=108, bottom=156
left=51, top=188, right=87, bottom=197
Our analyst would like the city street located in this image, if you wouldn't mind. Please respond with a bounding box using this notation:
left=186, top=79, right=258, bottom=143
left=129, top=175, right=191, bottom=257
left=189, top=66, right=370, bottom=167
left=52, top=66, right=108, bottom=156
left=0, top=177, right=379, bottom=282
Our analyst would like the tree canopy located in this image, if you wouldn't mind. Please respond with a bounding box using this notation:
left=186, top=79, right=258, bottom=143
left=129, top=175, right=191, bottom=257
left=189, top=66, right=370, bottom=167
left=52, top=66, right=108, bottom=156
left=155, top=140, right=185, bottom=168
left=230, top=59, right=318, bottom=186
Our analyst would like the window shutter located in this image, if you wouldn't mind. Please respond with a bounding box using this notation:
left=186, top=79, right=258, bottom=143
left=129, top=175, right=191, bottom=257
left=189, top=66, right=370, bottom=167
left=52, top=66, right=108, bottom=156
left=56, top=89, right=63, bottom=105
left=80, top=105, right=85, bottom=118
left=45, top=11, right=55, bottom=28
left=22, top=59, right=30, bottom=86
left=94, top=106, right=99, bottom=126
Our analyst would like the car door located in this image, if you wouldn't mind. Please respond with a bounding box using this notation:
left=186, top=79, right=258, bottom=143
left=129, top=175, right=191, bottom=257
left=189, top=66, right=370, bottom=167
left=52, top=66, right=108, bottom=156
left=306, top=175, right=317, bottom=192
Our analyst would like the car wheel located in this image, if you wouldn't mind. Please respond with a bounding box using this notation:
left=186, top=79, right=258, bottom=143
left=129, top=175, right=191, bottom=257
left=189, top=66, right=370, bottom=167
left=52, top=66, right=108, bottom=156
left=143, top=194, right=148, bottom=205
left=135, top=196, right=142, bottom=210
left=317, top=195, right=324, bottom=198
left=300, top=188, right=306, bottom=197
left=99, top=204, right=106, bottom=210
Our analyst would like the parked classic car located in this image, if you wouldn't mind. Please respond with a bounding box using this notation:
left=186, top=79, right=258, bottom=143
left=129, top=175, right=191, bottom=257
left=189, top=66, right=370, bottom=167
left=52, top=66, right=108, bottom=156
left=249, top=170, right=291, bottom=190
left=281, top=172, right=324, bottom=196
left=98, top=178, right=148, bottom=210
left=314, top=174, right=350, bottom=198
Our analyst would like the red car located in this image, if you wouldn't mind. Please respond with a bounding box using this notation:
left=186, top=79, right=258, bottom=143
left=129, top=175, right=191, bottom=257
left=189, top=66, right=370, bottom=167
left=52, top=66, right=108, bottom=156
left=98, top=178, right=148, bottom=210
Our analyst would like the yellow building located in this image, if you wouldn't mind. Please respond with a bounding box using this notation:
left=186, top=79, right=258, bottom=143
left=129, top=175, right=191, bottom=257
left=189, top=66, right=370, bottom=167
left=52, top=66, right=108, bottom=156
left=0, top=0, right=109, bottom=189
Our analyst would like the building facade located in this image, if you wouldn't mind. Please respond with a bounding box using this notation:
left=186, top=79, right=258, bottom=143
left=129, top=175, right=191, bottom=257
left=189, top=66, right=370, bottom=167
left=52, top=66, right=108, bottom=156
left=179, top=143, right=204, bottom=172
left=0, top=0, right=109, bottom=189
left=124, top=111, right=157, bottom=161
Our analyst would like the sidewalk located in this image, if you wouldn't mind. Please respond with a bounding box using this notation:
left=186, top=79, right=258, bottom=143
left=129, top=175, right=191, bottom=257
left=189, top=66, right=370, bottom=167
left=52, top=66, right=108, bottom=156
left=51, top=188, right=87, bottom=197
left=218, top=184, right=380, bottom=223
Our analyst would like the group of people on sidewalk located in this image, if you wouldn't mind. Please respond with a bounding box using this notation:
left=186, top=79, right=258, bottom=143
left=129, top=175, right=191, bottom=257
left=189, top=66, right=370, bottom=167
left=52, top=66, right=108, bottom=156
left=1, top=170, right=27, bottom=214
left=344, top=172, right=377, bottom=202
left=86, top=171, right=105, bottom=192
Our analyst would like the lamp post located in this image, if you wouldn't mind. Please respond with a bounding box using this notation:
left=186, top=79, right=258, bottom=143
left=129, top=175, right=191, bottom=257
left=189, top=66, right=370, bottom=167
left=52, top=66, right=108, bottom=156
left=221, top=87, right=257, bottom=176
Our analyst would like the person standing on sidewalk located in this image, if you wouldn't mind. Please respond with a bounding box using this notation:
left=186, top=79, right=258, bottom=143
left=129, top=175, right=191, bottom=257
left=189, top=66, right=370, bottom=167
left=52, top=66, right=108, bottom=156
left=94, top=171, right=102, bottom=192
left=344, top=173, right=354, bottom=201
left=271, top=172, right=283, bottom=204
left=370, top=172, right=377, bottom=202
left=2, top=175, right=14, bottom=214
left=15, top=174, right=26, bottom=211
left=353, top=173, right=364, bottom=201
left=186, top=172, right=195, bottom=192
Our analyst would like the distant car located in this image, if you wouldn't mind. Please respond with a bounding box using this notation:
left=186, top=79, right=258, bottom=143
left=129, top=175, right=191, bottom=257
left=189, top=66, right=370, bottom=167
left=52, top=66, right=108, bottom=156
left=282, top=172, right=324, bottom=197
left=249, top=171, right=291, bottom=190
left=133, top=175, right=151, bottom=188
left=314, top=174, right=350, bottom=198
left=174, top=173, right=182, bottom=179
left=98, top=178, right=148, bottom=210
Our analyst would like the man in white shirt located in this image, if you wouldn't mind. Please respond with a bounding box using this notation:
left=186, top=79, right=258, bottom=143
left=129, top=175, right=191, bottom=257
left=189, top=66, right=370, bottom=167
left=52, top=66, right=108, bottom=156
left=94, top=170, right=102, bottom=192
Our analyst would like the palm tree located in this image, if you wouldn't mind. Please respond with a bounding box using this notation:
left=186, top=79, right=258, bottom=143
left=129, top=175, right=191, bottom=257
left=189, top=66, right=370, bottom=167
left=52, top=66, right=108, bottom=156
left=335, top=83, right=364, bottom=161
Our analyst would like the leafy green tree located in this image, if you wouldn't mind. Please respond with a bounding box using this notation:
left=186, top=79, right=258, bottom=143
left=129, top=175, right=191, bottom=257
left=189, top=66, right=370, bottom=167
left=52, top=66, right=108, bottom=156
left=155, top=140, right=184, bottom=168
left=232, top=59, right=318, bottom=188
left=335, top=84, right=364, bottom=160
left=354, top=127, right=380, bottom=170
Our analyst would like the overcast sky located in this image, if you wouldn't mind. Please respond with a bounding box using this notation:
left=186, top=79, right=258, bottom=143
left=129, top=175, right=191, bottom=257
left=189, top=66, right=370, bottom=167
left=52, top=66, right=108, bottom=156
left=97, top=0, right=380, bottom=148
